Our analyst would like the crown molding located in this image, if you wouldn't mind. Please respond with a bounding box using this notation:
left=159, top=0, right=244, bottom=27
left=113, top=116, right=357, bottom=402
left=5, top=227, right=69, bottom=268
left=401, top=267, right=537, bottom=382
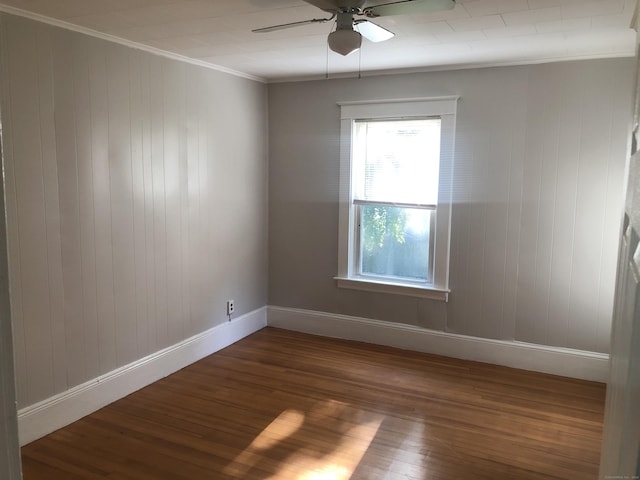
left=267, top=51, right=636, bottom=84
left=0, top=4, right=266, bottom=84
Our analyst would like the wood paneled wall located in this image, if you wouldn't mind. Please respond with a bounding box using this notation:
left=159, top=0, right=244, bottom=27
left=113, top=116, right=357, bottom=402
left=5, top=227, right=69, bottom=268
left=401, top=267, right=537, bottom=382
left=268, top=58, right=633, bottom=354
left=513, top=62, right=629, bottom=352
left=0, top=14, right=268, bottom=409
left=0, top=131, right=21, bottom=477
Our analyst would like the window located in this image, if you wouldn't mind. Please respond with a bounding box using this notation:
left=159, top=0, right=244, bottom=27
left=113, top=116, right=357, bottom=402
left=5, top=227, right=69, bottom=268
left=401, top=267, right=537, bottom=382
left=336, top=97, right=458, bottom=301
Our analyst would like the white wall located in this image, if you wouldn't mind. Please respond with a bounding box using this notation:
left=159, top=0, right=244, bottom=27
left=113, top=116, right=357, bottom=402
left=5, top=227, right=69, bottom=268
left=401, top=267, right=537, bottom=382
left=0, top=13, right=268, bottom=410
left=268, top=58, right=633, bottom=354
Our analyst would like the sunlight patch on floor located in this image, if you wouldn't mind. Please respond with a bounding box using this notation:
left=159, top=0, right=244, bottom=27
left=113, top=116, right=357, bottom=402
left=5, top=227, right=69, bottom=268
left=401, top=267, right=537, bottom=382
left=223, top=399, right=384, bottom=479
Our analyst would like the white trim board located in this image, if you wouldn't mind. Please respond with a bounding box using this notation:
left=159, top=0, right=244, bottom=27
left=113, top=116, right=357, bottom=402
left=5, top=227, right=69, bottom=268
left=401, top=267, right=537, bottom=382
left=267, top=306, right=610, bottom=383
left=267, top=53, right=636, bottom=84
left=18, top=307, right=267, bottom=446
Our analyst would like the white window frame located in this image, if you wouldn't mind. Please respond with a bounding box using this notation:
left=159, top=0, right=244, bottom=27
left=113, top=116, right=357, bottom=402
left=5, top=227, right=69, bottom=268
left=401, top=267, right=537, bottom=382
left=335, top=97, right=458, bottom=302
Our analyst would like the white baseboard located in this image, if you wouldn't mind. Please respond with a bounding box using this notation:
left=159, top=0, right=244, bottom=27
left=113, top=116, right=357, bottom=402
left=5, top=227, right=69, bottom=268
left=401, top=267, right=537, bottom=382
left=18, top=307, right=267, bottom=446
left=19, top=304, right=609, bottom=446
left=267, top=306, right=610, bottom=383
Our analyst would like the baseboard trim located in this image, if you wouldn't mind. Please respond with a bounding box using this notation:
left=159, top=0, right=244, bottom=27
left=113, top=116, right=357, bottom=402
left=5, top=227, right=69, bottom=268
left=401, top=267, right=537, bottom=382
left=267, top=306, right=609, bottom=383
left=18, top=307, right=267, bottom=446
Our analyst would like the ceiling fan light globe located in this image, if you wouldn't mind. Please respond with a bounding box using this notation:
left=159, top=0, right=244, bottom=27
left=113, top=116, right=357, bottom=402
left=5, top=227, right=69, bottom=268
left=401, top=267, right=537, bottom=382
left=328, top=29, right=362, bottom=56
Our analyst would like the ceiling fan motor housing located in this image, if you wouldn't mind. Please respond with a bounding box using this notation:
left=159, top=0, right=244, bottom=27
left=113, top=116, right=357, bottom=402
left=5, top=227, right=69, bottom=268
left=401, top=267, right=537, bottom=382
left=336, top=11, right=356, bottom=30
left=326, top=0, right=366, bottom=11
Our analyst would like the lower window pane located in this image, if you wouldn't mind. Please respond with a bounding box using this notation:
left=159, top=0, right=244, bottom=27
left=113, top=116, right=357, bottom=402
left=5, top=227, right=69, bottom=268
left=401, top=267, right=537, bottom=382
left=359, top=205, right=431, bottom=282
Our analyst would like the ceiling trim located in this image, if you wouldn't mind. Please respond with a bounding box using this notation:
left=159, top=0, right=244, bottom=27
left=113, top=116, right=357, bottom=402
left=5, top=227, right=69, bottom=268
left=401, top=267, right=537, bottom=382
left=0, top=4, right=266, bottom=84
left=268, top=51, right=637, bottom=84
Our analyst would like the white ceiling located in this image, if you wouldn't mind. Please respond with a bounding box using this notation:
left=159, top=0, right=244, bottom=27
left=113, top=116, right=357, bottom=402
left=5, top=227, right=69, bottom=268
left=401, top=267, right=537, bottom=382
left=0, top=0, right=636, bottom=81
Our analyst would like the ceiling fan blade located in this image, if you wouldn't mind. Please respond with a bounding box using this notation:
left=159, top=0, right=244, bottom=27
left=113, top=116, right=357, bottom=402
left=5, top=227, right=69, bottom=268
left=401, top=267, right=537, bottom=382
left=252, top=15, right=334, bottom=33
left=355, top=20, right=394, bottom=42
left=363, top=0, right=455, bottom=17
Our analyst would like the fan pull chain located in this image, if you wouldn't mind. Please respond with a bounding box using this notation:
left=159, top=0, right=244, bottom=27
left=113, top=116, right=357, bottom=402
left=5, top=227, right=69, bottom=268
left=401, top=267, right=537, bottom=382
left=325, top=39, right=329, bottom=79
left=358, top=44, right=362, bottom=79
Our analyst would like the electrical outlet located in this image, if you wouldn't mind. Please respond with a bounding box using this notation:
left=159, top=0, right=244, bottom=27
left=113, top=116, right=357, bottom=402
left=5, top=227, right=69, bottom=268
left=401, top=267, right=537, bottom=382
left=226, top=300, right=235, bottom=316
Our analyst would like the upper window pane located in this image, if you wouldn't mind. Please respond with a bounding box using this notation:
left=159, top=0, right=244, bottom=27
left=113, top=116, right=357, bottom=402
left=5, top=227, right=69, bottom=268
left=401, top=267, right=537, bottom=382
left=353, top=118, right=441, bottom=205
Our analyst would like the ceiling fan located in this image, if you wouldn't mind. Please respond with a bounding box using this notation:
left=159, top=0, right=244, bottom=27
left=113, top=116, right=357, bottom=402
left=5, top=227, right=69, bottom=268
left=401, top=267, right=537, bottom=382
left=252, top=0, right=456, bottom=56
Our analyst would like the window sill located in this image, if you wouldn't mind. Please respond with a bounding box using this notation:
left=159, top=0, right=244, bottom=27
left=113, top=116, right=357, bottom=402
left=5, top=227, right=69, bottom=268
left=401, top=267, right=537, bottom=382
left=334, top=276, right=449, bottom=302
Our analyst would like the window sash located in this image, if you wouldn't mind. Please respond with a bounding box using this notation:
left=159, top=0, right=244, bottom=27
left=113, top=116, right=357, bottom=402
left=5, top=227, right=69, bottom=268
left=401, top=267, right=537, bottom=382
left=353, top=199, right=436, bottom=210
left=352, top=117, right=442, bottom=206
left=354, top=202, right=436, bottom=284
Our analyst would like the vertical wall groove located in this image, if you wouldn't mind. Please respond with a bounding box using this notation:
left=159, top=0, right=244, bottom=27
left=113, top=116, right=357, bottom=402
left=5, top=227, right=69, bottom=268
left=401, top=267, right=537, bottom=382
left=33, top=21, right=56, bottom=394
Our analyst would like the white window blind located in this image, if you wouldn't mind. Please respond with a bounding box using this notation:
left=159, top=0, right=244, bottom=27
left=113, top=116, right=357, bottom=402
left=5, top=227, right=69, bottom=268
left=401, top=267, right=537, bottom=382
left=353, top=118, right=441, bottom=207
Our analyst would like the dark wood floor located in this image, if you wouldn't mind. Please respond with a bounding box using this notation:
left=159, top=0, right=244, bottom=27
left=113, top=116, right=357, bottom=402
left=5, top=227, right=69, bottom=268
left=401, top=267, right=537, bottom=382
left=21, top=327, right=606, bottom=479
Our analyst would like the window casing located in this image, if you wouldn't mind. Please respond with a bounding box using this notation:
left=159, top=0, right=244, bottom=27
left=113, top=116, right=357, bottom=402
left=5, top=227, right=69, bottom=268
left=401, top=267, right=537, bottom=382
left=335, top=97, right=458, bottom=301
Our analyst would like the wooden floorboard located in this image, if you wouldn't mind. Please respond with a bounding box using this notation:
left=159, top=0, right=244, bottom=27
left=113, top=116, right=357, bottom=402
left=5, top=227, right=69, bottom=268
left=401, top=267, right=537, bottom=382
left=21, top=327, right=606, bottom=479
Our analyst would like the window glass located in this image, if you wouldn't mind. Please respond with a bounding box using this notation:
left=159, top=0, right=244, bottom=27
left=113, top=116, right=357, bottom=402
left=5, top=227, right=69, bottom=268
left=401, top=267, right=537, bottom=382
left=353, top=118, right=441, bottom=205
left=359, top=205, right=432, bottom=281
left=353, top=117, right=441, bottom=283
